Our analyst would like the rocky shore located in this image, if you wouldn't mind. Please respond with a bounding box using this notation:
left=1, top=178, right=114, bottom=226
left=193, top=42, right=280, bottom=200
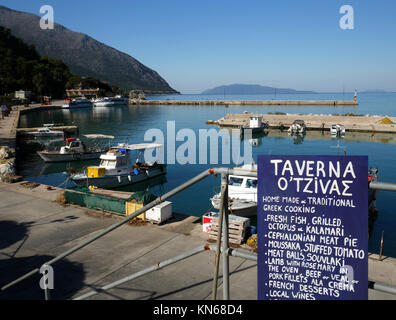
left=0, top=106, right=22, bottom=183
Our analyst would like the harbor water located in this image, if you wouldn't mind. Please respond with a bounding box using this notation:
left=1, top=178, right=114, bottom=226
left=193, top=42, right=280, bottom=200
left=18, top=92, right=396, bottom=257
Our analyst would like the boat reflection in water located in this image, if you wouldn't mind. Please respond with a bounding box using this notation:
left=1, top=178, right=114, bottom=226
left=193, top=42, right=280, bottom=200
left=239, top=130, right=269, bottom=147
left=38, top=159, right=99, bottom=176
left=113, top=175, right=167, bottom=193
left=292, top=133, right=305, bottom=145
left=239, top=129, right=306, bottom=146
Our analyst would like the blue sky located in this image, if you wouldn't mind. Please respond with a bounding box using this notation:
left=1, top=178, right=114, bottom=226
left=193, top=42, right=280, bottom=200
left=1, top=0, right=396, bottom=93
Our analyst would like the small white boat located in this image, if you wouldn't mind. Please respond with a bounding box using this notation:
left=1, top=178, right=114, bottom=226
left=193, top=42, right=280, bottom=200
left=94, top=96, right=128, bottom=107
left=240, top=116, right=269, bottom=135
left=330, top=124, right=346, bottom=136
left=210, top=163, right=257, bottom=217
left=37, top=135, right=114, bottom=163
left=63, top=98, right=93, bottom=109
left=70, top=143, right=166, bottom=189
left=27, top=127, right=64, bottom=138
left=288, top=120, right=306, bottom=135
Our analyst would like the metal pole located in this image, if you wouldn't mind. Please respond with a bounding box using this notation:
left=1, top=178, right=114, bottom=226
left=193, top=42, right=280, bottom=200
left=74, top=245, right=208, bottom=300
left=369, top=281, right=396, bottom=296
left=211, top=174, right=227, bottom=300
left=208, top=244, right=257, bottom=261
left=379, top=231, right=385, bottom=261
left=370, top=182, right=396, bottom=192
left=222, top=174, right=230, bottom=300
left=44, top=287, right=51, bottom=301
left=1, top=169, right=213, bottom=292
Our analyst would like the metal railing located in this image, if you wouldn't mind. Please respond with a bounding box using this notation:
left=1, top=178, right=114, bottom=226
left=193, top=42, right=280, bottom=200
left=1, top=168, right=396, bottom=300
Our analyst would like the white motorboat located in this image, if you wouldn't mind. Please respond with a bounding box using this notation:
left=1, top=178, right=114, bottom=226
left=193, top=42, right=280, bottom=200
left=210, top=163, right=257, bottom=217
left=240, top=116, right=269, bottom=135
left=26, top=127, right=64, bottom=138
left=330, top=124, right=346, bottom=137
left=62, top=98, right=93, bottom=109
left=37, top=135, right=114, bottom=163
left=288, top=119, right=306, bottom=135
left=94, top=96, right=128, bottom=107
left=70, top=143, right=166, bottom=189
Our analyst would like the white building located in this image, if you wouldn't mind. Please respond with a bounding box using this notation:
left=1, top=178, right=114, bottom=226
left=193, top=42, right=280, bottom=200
left=14, top=90, right=31, bottom=100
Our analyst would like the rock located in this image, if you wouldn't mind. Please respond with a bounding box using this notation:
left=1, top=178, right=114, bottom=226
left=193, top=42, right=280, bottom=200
left=0, top=146, right=15, bottom=160
left=0, top=162, right=15, bottom=175
left=0, top=174, right=23, bottom=183
left=129, top=90, right=146, bottom=100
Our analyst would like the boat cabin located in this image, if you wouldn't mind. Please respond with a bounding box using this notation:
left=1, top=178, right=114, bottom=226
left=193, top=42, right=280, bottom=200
left=249, top=116, right=263, bottom=128
left=227, top=164, right=258, bottom=202
left=293, top=120, right=305, bottom=126
left=99, top=149, right=131, bottom=173
left=60, top=138, right=86, bottom=154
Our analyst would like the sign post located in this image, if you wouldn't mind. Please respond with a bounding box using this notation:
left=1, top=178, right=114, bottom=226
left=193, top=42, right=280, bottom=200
left=258, top=155, right=368, bottom=300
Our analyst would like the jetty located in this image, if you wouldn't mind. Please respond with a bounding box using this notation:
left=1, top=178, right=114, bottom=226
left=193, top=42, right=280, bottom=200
left=130, top=99, right=358, bottom=106
left=210, top=113, right=396, bottom=134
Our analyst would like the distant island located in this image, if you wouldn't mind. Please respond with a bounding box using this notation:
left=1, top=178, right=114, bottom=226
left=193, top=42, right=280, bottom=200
left=201, top=84, right=317, bottom=95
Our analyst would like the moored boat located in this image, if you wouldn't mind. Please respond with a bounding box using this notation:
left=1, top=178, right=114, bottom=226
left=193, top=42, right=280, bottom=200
left=210, top=163, right=257, bottom=217
left=26, top=127, right=64, bottom=138
left=288, top=120, right=306, bottom=135
left=62, top=98, right=93, bottom=109
left=70, top=143, right=166, bottom=189
left=94, top=96, right=128, bottom=107
left=240, top=116, right=269, bottom=135
left=37, top=135, right=114, bottom=163
left=330, top=124, right=346, bottom=137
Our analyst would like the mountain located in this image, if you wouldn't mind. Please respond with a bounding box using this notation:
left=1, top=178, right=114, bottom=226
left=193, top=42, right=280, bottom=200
left=201, top=84, right=316, bottom=95
left=0, top=5, right=178, bottom=94
left=0, top=26, right=124, bottom=99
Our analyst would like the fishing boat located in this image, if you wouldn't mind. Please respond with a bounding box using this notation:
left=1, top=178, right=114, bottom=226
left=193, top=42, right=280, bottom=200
left=70, top=143, right=166, bottom=189
left=37, top=135, right=114, bottom=163
left=94, top=96, right=128, bottom=107
left=62, top=98, right=93, bottom=109
left=288, top=120, right=306, bottom=135
left=210, top=163, right=257, bottom=217
left=240, top=116, right=269, bottom=135
left=26, top=127, right=64, bottom=138
left=330, top=124, right=346, bottom=136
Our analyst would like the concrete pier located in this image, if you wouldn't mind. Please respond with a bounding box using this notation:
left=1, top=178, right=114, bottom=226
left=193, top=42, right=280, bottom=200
left=212, top=113, right=396, bottom=134
left=130, top=99, right=358, bottom=106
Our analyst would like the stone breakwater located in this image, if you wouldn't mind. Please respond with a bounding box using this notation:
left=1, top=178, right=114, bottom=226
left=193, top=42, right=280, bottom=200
left=210, top=113, right=396, bottom=134
left=129, top=99, right=358, bottom=106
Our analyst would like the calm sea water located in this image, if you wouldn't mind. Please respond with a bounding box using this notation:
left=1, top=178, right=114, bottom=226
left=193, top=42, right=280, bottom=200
left=18, top=93, right=396, bottom=257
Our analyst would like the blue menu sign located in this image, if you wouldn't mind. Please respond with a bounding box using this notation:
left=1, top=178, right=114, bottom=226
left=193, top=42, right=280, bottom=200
left=258, top=155, right=368, bottom=300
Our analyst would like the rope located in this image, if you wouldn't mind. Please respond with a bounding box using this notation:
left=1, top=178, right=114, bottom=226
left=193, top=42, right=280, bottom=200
left=57, top=176, right=71, bottom=189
